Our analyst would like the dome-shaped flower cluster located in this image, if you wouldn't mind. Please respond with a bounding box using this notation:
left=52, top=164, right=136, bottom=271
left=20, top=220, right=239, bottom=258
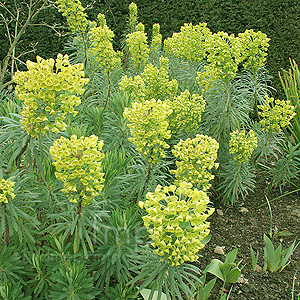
left=0, top=179, right=15, bottom=203
left=56, top=0, right=88, bottom=33
left=119, top=56, right=178, bottom=103
left=171, top=135, right=219, bottom=191
left=139, top=182, right=214, bottom=266
left=123, top=99, right=173, bottom=163
left=49, top=135, right=105, bottom=206
left=258, top=95, right=296, bottom=133
left=89, top=14, right=122, bottom=74
left=170, top=89, right=206, bottom=134
left=164, top=23, right=211, bottom=62
left=229, top=130, right=258, bottom=164
left=126, top=22, right=150, bottom=71
left=13, top=54, right=89, bottom=137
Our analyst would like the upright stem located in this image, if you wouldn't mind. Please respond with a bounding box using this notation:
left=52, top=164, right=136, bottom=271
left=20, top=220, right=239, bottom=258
left=136, top=153, right=154, bottom=208
left=104, top=72, right=111, bottom=109
left=16, top=135, right=31, bottom=166
left=65, top=196, right=83, bottom=245
left=3, top=205, right=9, bottom=245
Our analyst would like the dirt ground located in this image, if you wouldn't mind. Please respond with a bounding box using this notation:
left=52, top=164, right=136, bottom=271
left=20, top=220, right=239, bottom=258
left=197, top=178, right=300, bottom=299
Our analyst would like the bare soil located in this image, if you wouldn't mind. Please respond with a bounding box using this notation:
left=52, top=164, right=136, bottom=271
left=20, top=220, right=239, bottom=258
left=197, top=178, right=300, bottom=299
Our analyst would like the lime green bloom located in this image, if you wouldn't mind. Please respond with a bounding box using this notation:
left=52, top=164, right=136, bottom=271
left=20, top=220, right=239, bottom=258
left=258, top=95, right=296, bottom=133
left=238, top=29, right=270, bottom=69
left=0, top=179, right=15, bottom=204
left=89, top=13, right=122, bottom=73
left=164, top=22, right=270, bottom=89
left=119, top=56, right=178, bottom=103
left=197, top=31, right=242, bottom=87
left=49, top=135, right=105, bottom=206
left=126, top=22, right=149, bottom=71
left=56, top=0, right=88, bottom=33
left=169, top=89, right=206, bottom=134
left=171, top=135, right=219, bottom=191
left=150, top=24, right=162, bottom=57
left=13, top=54, right=89, bottom=137
left=124, top=99, right=173, bottom=163
left=139, top=181, right=214, bottom=266
left=164, top=23, right=212, bottom=62
left=128, top=2, right=138, bottom=31
left=229, top=130, right=258, bottom=164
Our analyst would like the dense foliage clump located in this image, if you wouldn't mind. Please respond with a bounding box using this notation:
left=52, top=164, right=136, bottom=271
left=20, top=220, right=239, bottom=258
left=0, top=1, right=299, bottom=299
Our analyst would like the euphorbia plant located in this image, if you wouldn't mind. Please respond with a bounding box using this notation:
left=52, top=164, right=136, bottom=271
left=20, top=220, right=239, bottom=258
left=133, top=181, right=214, bottom=299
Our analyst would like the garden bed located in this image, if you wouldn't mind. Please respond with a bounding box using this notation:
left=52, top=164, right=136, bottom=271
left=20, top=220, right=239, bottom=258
left=198, top=179, right=300, bottom=299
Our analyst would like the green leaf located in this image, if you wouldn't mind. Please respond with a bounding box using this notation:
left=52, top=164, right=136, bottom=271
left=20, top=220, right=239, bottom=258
left=140, top=288, right=168, bottom=300
left=225, top=248, right=238, bottom=264
left=204, top=259, right=224, bottom=281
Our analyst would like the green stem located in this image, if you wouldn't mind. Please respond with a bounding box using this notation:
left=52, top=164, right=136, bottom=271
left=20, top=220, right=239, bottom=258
left=16, top=135, right=31, bottom=166
left=3, top=204, right=9, bottom=245
left=136, top=159, right=153, bottom=209
left=104, top=72, right=112, bottom=109
left=65, top=196, right=83, bottom=245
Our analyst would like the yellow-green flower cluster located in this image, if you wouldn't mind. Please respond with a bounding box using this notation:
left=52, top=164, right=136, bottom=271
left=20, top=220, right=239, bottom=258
left=119, top=75, right=146, bottom=101
left=170, top=90, right=206, bottom=134
left=229, top=130, right=258, bottom=164
left=49, top=135, right=105, bottom=206
left=126, top=22, right=149, bottom=70
left=139, top=181, right=214, bottom=266
left=150, top=24, right=162, bottom=56
left=164, top=23, right=212, bottom=62
left=13, top=54, right=89, bottom=137
left=238, top=29, right=270, bottom=69
left=164, top=23, right=270, bottom=89
left=0, top=179, right=15, bottom=203
left=56, top=0, right=88, bottom=33
left=123, top=99, right=173, bottom=163
left=89, top=13, right=122, bottom=73
left=171, top=135, right=219, bottom=191
left=197, top=31, right=244, bottom=87
left=128, top=2, right=138, bottom=31
left=119, top=56, right=178, bottom=102
left=258, top=95, right=296, bottom=132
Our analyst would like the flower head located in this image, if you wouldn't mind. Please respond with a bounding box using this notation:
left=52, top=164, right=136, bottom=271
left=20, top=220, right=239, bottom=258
left=49, top=135, right=105, bottom=206
left=124, top=99, right=172, bottom=163
left=171, top=135, right=219, bottom=190
left=258, top=95, right=296, bottom=133
left=56, top=0, right=88, bottom=32
left=140, top=182, right=214, bottom=266
left=0, top=179, right=15, bottom=203
left=229, top=130, right=258, bottom=164
left=13, top=54, right=89, bottom=137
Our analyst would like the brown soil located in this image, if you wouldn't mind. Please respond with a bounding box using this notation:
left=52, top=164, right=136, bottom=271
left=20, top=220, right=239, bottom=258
left=197, top=178, right=300, bottom=299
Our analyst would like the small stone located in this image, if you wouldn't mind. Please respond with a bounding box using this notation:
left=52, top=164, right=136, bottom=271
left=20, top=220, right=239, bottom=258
left=216, top=209, right=224, bottom=216
left=237, top=274, right=249, bottom=284
left=255, top=264, right=263, bottom=272
left=214, top=246, right=225, bottom=255
left=239, top=207, right=249, bottom=213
